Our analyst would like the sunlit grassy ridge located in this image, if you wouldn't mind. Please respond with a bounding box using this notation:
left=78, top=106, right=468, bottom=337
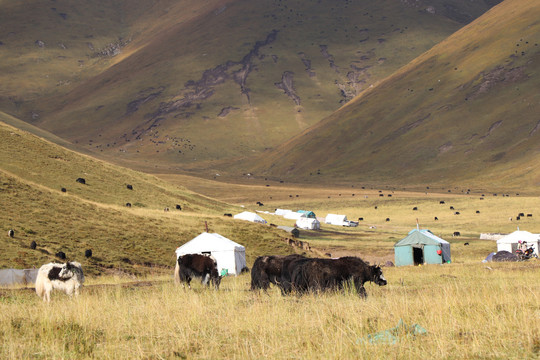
left=250, top=0, right=540, bottom=190
left=0, top=120, right=292, bottom=274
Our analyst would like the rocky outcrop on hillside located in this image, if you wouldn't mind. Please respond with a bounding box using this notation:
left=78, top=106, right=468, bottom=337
left=275, top=71, right=300, bottom=105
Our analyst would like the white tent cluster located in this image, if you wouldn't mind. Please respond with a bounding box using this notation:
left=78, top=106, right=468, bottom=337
left=175, top=232, right=247, bottom=276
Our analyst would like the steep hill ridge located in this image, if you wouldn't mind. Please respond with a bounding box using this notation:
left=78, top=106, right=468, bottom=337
left=248, top=0, right=540, bottom=191
left=0, top=0, right=498, bottom=171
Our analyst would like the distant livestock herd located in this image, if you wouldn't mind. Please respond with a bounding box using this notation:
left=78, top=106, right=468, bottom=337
left=33, top=253, right=387, bottom=302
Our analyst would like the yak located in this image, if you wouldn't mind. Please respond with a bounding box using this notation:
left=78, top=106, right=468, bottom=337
left=281, top=256, right=387, bottom=298
left=175, top=254, right=221, bottom=290
left=35, top=262, right=84, bottom=302
left=250, top=254, right=304, bottom=291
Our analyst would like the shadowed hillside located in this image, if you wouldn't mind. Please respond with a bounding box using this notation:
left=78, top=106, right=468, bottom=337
left=0, top=0, right=498, bottom=172
left=247, top=0, right=540, bottom=191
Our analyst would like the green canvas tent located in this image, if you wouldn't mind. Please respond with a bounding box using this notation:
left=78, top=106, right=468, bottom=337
left=297, top=210, right=316, bottom=218
left=394, top=229, right=451, bottom=266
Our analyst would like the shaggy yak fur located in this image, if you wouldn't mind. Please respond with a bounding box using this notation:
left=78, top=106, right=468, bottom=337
left=281, top=256, right=387, bottom=297
left=175, top=254, right=221, bottom=289
left=250, top=254, right=304, bottom=291
left=35, top=262, right=84, bottom=302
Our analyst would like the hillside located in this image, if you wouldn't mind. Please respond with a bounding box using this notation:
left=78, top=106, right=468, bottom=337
left=247, top=0, right=540, bottom=191
left=0, top=117, right=292, bottom=274
left=0, top=0, right=498, bottom=172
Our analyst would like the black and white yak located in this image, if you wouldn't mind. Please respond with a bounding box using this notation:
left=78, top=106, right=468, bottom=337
left=35, top=262, right=85, bottom=302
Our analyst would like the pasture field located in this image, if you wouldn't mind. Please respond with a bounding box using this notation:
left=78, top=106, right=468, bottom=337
left=0, top=260, right=539, bottom=359
left=159, top=173, right=540, bottom=262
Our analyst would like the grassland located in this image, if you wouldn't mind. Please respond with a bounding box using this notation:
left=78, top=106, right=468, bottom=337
left=2, top=119, right=540, bottom=358
left=0, top=260, right=539, bottom=359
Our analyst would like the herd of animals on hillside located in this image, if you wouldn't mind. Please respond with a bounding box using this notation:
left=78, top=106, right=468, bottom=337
left=31, top=253, right=387, bottom=302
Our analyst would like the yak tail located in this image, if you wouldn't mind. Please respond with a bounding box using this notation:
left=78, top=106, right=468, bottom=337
left=174, top=261, right=180, bottom=285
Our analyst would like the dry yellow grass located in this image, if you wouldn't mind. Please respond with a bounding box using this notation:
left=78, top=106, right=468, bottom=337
left=0, top=260, right=539, bottom=359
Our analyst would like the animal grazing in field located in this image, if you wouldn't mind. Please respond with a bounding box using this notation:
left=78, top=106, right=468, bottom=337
left=56, top=251, right=66, bottom=260
left=85, top=249, right=92, bottom=258
left=35, top=262, right=84, bottom=302
left=434, top=217, right=439, bottom=221
left=61, top=187, right=67, bottom=193
left=439, top=201, right=445, bottom=204
left=8, top=229, right=14, bottom=238
left=223, top=213, right=232, bottom=217
left=453, top=231, right=461, bottom=237
left=250, top=254, right=304, bottom=291
left=281, top=256, right=387, bottom=298
left=76, top=177, right=86, bottom=184
left=175, top=254, right=221, bottom=290
left=126, top=184, right=133, bottom=190
left=464, top=242, right=469, bottom=246
left=30, top=241, right=37, bottom=249
left=176, top=204, right=182, bottom=210
left=412, top=207, right=418, bottom=211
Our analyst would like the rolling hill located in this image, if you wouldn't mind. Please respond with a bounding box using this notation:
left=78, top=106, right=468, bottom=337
left=0, top=0, right=498, bottom=172
left=0, top=115, right=292, bottom=275
left=248, top=0, right=540, bottom=192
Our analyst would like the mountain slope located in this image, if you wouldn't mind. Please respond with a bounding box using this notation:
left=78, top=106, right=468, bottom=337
left=0, top=116, right=291, bottom=274
left=248, top=0, right=540, bottom=191
left=0, top=0, right=498, bottom=171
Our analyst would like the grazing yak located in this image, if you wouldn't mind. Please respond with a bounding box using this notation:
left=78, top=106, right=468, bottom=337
left=281, top=256, right=387, bottom=298
left=175, top=254, right=221, bottom=290
left=250, top=254, right=304, bottom=291
left=35, top=262, right=84, bottom=302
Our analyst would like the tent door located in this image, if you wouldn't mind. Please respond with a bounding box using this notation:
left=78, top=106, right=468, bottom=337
left=413, top=246, right=424, bottom=266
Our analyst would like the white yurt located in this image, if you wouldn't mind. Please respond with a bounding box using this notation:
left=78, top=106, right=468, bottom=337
left=296, top=217, right=320, bottom=230
left=233, top=211, right=267, bottom=224
left=496, top=230, right=540, bottom=256
left=275, top=209, right=293, bottom=216
left=175, top=232, right=247, bottom=275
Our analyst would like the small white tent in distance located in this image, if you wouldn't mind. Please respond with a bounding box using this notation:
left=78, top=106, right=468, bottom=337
left=325, top=214, right=348, bottom=226
left=497, top=230, right=540, bottom=256
left=175, top=232, right=247, bottom=275
left=233, top=211, right=267, bottom=224
left=296, top=217, right=320, bottom=230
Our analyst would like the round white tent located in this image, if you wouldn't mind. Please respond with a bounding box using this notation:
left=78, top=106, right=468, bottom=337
left=496, top=230, right=540, bottom=256
left=175, top=232, right=247, bottom=275
left=233, top=211, right=267, bottom=224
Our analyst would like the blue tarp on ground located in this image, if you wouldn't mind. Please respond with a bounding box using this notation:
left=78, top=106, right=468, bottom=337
left=358, top=319, right=428, bottom=345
